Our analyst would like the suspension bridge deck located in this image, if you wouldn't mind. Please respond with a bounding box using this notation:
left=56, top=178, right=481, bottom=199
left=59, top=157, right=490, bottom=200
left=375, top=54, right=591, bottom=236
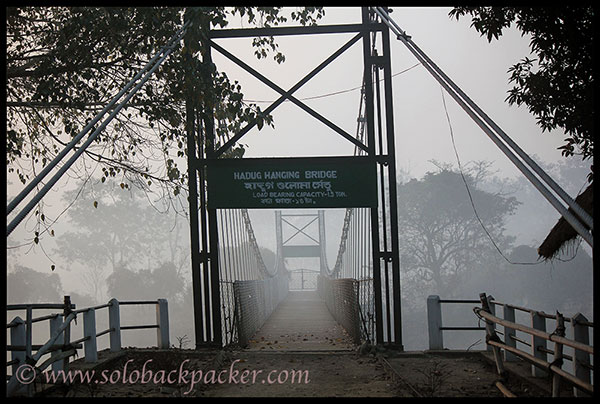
left=245, top=290, right=356, bottom=351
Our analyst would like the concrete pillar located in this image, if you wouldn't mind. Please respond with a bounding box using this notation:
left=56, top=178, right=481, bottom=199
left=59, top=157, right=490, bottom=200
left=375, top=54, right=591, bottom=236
left=427, top=295, right=443, bottom=350
left=83, top=309, right=98, bottom=363
left=49, top=315, right=64, bottom=372
left=108, top=298, right=121, bottom=352
left=156, top=299, right=170, bottom=349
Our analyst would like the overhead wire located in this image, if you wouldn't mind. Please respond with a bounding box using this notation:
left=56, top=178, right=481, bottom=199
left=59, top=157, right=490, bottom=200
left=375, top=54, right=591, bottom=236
left=441, top=88, right=541, bottom=266
left=373, top=6, right=593, bottom=231
left=441, top=88, right=582, bottom=265
left=241, top=62, right=421, bottom=104
left=371, top=6, right=592, bottom=249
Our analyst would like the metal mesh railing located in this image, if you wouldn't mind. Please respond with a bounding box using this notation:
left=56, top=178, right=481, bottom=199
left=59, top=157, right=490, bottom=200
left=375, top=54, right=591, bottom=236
left=317, top=275, right=361, bottom=344
left=217, top=208, right=289, bottom=346
left=233, top=272, right=289, bottom=347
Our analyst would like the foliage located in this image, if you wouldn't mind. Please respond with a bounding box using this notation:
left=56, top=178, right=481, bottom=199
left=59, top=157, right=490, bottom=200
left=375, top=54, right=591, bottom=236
left=106, top=261, right=189, bottom=348
left=54, top=180, right=181, bottom=270
left=106, top=262, right=186, bottom=302
left=487, top=156, right=592, bottom=246
left=398, top=162, right=518, bottom=299
left=52, top=178, right=190, bottom=300
left=449, top=7, right=594, bottom=182
left=7, top=265, right=63, bottom=303
left=504, top=245, right=592, bottom=311
left=6, top=7, right=325, bottom=209
left=259, top=246, right=277, bottom=272
left=456, top=244, right=593, bottom=314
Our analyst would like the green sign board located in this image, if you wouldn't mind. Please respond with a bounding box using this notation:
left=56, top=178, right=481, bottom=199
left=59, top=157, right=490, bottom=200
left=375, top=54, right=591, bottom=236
left=206, top=156, right=377, bottom=209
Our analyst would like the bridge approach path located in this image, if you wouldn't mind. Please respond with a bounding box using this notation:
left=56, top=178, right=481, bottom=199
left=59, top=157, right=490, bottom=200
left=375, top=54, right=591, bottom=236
left=245, top=290, right=355, bottom=352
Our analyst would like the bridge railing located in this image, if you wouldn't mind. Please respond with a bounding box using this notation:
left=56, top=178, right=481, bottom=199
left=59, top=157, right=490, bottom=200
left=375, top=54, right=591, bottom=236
left=233, top=272, right=289, bottom=347
left=6, top=296, right=169, bottom=396
left=426, top=295, right=488, bottom=351
left=317, top=275, right=361, bottom=344
left=426, top=293, right=593, bottom=397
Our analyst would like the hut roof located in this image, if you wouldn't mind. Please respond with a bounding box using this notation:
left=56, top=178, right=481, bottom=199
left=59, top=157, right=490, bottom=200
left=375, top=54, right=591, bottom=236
left=537, top=183, right=593, bottom=260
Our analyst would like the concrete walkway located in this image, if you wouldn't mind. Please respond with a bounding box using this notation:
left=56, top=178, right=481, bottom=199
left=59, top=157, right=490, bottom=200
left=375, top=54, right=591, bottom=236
left=245, top=290, right=356, bottom=351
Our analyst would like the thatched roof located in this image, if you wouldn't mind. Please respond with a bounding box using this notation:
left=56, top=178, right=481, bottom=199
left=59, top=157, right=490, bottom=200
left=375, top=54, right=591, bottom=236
left=538, top=183, right=593, bottom=260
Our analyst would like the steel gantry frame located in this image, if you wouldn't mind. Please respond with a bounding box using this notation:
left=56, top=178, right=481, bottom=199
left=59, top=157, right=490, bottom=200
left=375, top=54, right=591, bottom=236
left=275, top=211, right=329, bottom=275
left=187, top=7, right=403, bottom=348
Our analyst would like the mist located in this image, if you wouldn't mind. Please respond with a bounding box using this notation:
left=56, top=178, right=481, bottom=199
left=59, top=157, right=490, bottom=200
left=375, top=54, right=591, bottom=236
left=6, top=7, right=593, bottom=361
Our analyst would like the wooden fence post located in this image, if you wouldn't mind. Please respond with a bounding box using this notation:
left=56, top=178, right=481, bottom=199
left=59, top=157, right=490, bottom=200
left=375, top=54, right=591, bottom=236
left=571, top=313, right=591, bottom=397
left=480, top=293, right=505, bottom=377
left=9, top=317, right=26, bottom=375
left=108, top=298, right=121, bottom=352
left=156, top=299, right=170, bottom=349
left=83, top=308, right=98, bottom=363
left=486, top=295, right=495, bottom=353
left=530, top=311, right=547, bottom=377
left=49, top=315, right=64, bottom=372
left=427, top=295, right=443, bottom=350
left=25, top=307, right=32, bottom=361
left=551, top=312, right=565, bottom=397
left=503, top=304, right=517, bottom=361
left=63, top=296, right=73, bottom=371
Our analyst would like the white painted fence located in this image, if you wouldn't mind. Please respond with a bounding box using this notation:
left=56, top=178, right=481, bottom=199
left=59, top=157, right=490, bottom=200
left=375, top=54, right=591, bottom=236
left=6, top=296, right=169, bottom=396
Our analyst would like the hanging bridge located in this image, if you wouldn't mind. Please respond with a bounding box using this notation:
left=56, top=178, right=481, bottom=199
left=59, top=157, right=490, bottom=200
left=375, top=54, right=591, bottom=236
left=6, top=7, right=593, bottom=359
left=214, top=208, right=378, bottom=349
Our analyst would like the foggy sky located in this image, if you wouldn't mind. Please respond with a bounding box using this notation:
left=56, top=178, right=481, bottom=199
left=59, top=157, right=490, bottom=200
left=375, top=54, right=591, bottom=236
left=6, top=7, right=591, bottom=311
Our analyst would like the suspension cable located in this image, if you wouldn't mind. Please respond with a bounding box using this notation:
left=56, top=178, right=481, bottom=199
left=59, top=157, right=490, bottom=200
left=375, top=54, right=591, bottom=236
left=372, top=6, right=593, bottom=248
left=7, top=22, right=189, bottom=237
left=376, top=8, right=593, bottom=231
left=240, top=209, right=276, bottom=277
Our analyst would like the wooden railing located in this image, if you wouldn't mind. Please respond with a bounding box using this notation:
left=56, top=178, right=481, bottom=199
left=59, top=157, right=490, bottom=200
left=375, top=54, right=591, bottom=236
left=475, top=292, right=593, bottom=397
left=427, top=293, right=593, bottom=397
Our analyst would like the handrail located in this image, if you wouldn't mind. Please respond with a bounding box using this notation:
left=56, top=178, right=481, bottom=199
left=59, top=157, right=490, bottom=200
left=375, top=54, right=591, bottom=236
left=476, top=293, right=594, bottom=397
left=490, top=300, right=594, bottom=327
left=6, top=312, right=77, bottom=396
left=474, top=307, right=593, bottom=355
left=118, top=300, right=161, bottom=306
left=427, top=295, right=489, bottom=350
left=7, top=303, right=75, bottom=311
left=488, top=338, right=593, bottom=394
left=6, top=297, right=170, bottom=396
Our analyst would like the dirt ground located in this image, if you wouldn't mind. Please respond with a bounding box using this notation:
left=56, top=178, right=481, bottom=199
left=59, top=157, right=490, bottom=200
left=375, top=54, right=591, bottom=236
left=28, top=346, right=559, bottom=397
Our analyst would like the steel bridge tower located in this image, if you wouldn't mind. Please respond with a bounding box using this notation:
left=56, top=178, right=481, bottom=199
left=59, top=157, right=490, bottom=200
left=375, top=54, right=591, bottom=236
left=275, top=211, right=329, bottom=287
left=188, top=7, right=403, bottom=349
